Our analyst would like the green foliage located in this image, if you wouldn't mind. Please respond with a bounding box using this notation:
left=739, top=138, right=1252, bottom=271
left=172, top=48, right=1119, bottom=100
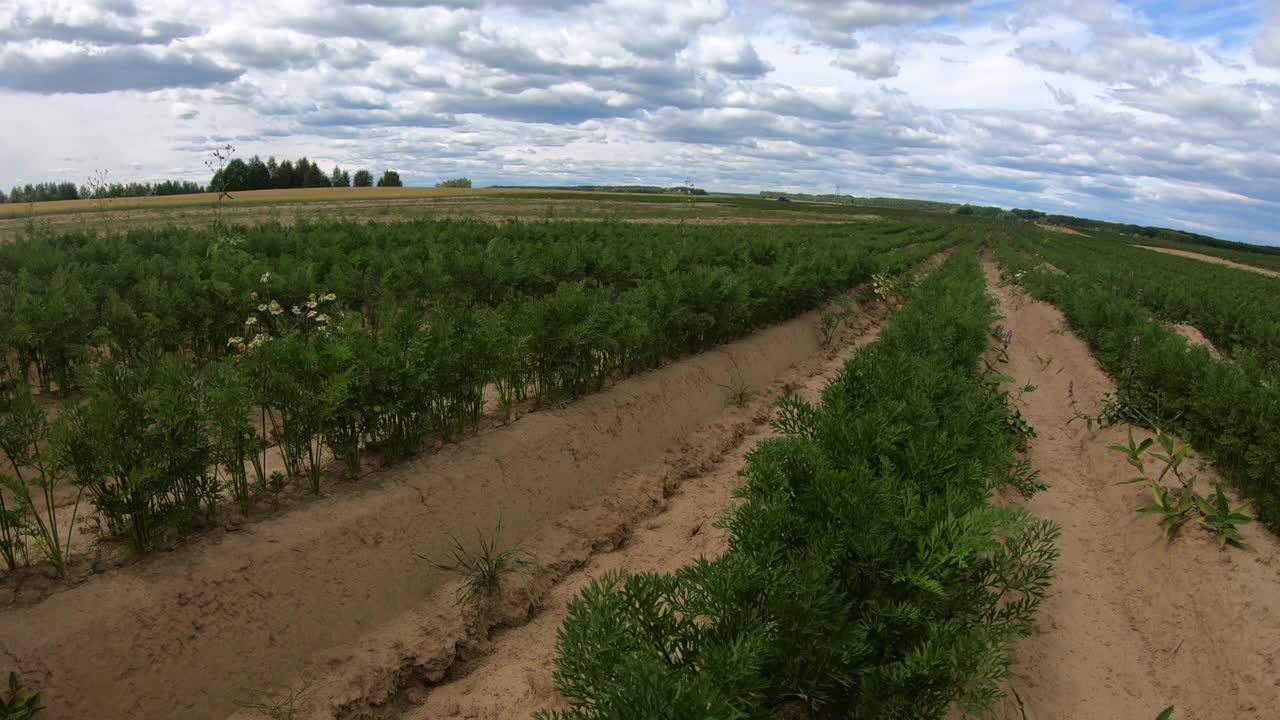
left=0, top=672, right=42, bottom=719
left=419, top=521, right=534, bottom=607
left=0, top=218, right=948, bottom=557
left=0, top=383, right=83, bottom=575
left=434, top=177, right=472, bottom=188
left=537, top=250, right=1057, bottom=719
left=1110, top=428, right=1252, bottom=547
left=818, top=296, right=857, bottom=348
left=996, top=235, right=1280, bottom=533
left=1196, top=482, right=1252, bottom=548
left=1137, top=475, right=1198, bottom=540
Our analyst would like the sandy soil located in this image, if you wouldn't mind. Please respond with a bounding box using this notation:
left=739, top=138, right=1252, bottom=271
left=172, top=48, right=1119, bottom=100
left=0, top=286, right=899, bottom=720
left=1171, top=323, right=1223, bottom=360
left=1037, top=223, right=1090, bottom=237
left=982, top=261, right=1280, bottom=720
left=1138, top=246, right=1280, bottom=279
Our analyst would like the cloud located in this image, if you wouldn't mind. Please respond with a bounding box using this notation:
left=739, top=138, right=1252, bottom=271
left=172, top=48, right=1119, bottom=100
left=0, top=0, right=1277, bottom=245
left=1014, top=33, right=1196, bottom=86
left=0, top=45, right=243, bottom=93
left=172, top=101, right=200, bottom=120
left=686, top=35, right=773, bottom=77
left=1044, top=82, right=1076, bottom=106
left=774, top=0, right=968, bottom=47
left=833, top=42, right=900, bottom=79
left=1256, top=24, right=1280, bottom=67
left=1110, top=77, right=1267, bottom=126
left=0, top=6, right=197, bottom=45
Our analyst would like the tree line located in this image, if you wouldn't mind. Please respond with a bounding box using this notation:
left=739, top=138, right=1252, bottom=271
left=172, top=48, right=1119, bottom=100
left=2, top=180, right=206, bottom=204
left=209, top=155, right=402, bottom=192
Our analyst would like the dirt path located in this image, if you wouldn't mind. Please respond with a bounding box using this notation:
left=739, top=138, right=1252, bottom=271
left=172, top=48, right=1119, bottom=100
left=1137, top=245, right=1280, bottom=279
left=1, top=288, right=900, bottom=720
left=982, top=261, right=1280, bottom=720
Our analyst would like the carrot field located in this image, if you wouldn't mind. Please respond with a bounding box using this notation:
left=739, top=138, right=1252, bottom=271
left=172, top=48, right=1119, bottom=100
left=1, top=198, right=1278, bottom=720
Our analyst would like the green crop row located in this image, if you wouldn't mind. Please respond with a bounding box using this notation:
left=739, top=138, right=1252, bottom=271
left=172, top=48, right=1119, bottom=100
left=995, top=240, right=1280, bottom=531
left=1013, top=229, right=1280, bottom=378
left=0, top=220, right=950, bottom=569
left=0, top=218, right=943, bottom=391
left=537, top=249, right=1058, bottom=719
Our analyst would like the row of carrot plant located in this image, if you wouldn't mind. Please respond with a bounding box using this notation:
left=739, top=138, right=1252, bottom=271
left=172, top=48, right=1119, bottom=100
left=538, top=249, right=1059, bottom=719
left=0, top=219, right=950, bottom=571
left=1013, top=229, right=1280, bottom=378
left=0, top=218, right=950, bottom=390
left=996, top=234, right=1280, bottom=531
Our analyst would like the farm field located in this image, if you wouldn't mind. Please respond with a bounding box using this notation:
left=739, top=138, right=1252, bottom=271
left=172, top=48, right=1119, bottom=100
left=1, top=194, right=1279, bottom=720
left=0, top=188, right=908, bottom=244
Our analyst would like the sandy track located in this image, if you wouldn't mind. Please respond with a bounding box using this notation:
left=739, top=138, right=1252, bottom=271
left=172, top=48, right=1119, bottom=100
left=983, top=262, right=1280, bottom=720
left=1, top=291, right=895, bottom=720
left=1137, top=246, right=1280, bottom=279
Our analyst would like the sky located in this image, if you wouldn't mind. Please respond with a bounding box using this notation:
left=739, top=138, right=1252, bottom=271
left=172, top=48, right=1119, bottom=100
left=0, top=0, right=1278, bottom=244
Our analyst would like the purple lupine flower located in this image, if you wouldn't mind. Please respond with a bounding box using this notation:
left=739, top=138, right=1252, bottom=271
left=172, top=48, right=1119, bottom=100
left=1067, top=381, right=1074, bottom=399
left=1003, top=329, right=1013, bottom=349
left=1133, top=334, right=1142, bottom=349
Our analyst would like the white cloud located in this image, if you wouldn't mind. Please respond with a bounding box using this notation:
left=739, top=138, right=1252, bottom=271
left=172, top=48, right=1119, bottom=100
left=1256, top=23, right=1280, bottom=67
left=834, top=42, right=899, bottom=79
left=171, top=101, right=199, bottom=120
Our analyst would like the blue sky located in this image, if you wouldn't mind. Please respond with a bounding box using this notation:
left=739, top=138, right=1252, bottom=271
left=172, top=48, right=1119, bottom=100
left=1, top=0, right=1278, bottom=244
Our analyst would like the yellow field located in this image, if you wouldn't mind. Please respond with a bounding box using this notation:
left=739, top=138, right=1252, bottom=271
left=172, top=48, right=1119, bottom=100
left=0, top=186, right=558, bottom=219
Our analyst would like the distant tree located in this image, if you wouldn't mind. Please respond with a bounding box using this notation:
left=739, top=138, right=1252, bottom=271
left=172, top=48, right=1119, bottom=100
left=245, top=155, right=272, bottom=190
left=223, top=158, right=251, bottom=192
left=273, top=159, right=296, bottom=189
left=376, top=170, right=402, bottom=187
left=330, top=165, right=351, bottom=188
left=299, top=158, right=329, bottom=188
left=0, top=188, right=6, bottom=203
left=352, top=169, right=373, bottom=187
left=434, top=177, right=472, bottom=188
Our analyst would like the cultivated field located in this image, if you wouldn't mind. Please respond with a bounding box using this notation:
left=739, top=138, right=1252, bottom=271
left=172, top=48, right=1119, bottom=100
left=1, top=192, right=1277, bottom=720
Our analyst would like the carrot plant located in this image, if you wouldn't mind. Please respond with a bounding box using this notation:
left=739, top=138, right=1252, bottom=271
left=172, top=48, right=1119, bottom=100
left=0, top=218, right=954, bottom=559
left=0, top=384, right=83, bottom=575
left=537, top=250, right=1057, bottom=719
left=997, top=236, right=1280, bottom=532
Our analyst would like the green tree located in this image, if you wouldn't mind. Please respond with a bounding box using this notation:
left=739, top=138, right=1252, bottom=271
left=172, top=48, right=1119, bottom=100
left=376, top=170, right=403, bottom=187
left=245, top=155, right=272, bottom=190
left=435, top=177, right=472, bottom=188
left=352, top=169, right=373, bottom=187
left=330, top=165, right=351, bottom=187
left=273, top=159, right=296, bottom=189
